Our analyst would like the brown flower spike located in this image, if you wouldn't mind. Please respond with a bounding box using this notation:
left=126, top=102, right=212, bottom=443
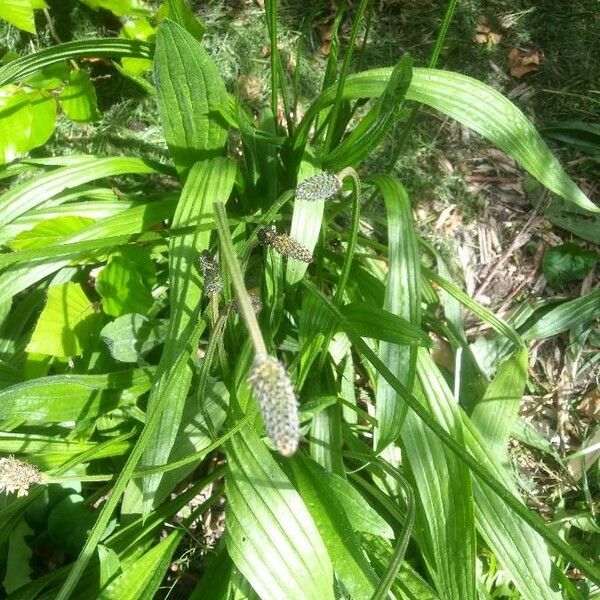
left=199, top=250, right=223, bottom=296
left=258, top=226, right=313, bottom=263
left=248, top=354, right=299, bottom=456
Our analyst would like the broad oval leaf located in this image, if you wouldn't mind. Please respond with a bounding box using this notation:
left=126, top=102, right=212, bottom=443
left=59, top=69, right=100, bottom=122
left=26, top=282, right=103, bottom=358
left=96, top=247, right=156, bottom=317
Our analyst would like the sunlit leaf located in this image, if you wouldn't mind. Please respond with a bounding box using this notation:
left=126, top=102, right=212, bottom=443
left=0, top=0, right=46, bottom=34
left=225, top=427, right=335, bottom=600
left=522, top=288, right=600, bottom=341
left=0, top=368, right=152, bottom=422
left=297, top=68, right=598, bottom=213
left=0, top=156, right=156, bottom=228
left=372, top=175, right=421, bottom=450
left=154, top=19, right=228, bottom=174
left=0, top=39, right=153, bottom=87
left=26, top=282, right=103, bottom=358
left=96, top=247, right=156, bottom=317
left=140, top=158, right=236, bottom=512
left=157, top=0, right=204, bottom=41
left=98, top=531, right=182, bottom=600
left=100, top=313, right=166, bottom=363
left=286, top=156, right=321, bottom=284
left=8, top=216, right=95, bottom=250
left=0, top=86, right=56, bottom=163
left=78, top=0, right=148, bottom=17
left=289, top=454, right=378, bottom=598
left=59, top=69, right=100, bottom=122
left=120, top=17, right=155, bottom=75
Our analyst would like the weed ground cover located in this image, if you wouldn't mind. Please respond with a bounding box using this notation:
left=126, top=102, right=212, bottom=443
left=0, top=1, right=598, bottom=598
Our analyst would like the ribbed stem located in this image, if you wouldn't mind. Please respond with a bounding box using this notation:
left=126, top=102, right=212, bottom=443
left=214, top=202, right=267, bottom=356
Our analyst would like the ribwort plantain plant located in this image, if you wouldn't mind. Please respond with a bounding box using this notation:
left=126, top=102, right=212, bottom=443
left=0, top=1, right=598, bottom=599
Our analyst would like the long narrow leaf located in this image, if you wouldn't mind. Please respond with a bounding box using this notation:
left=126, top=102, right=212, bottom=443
left=522, top=288, right=600, bottom=341
left=140, top=158, right=236, bottom=512
left=373, top=175, right=421, bottom=450
left=154, top=20, right=229, bottom=175
left=0, top=156, right=156, bottom=228
left=300, top=278, right=600, bottom=586
left=404, top=349, right=476, bottom=600
left=0, top=39, right=153, bottom=86
left=0, top=199, right=176, bottom=306
left=296, top=68, right=597, bottom=213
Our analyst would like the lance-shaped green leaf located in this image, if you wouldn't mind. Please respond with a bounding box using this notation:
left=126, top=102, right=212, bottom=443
left=288, top=454, right=379, bottom=598
left=0, top=368, right=153, bottom=422
left=140, top=158, right=236, bottom=512
left=470, top=348, right=528, bottom=460
left=0, top=156, right=156, bottom=228
left=154, top=20, right=228, bottom=175
left=0, top=198, right=176, bottom=307
left=404, top=349, right=476, bottom=600
left=460, top=406, right=561, bottom=600
left=372, top=175, right=421, bottom=450
left=522, top=288, right=600, bottom=341
left=323, top=57, right=412, bottom=171
left=98, top=531, right=182, bottom=600
left=225, top=427, right=335, bottom=600
left=341, top=302, right=430, bottom=347
left=0, top=39, right=153, bottom=86
left=286, top=156, right=322, bottom=284
left=296, top=68, right=597, bottom=213
left=301, top=279, right=600, bottom=587
left=7, top=216, right=95, bottom=250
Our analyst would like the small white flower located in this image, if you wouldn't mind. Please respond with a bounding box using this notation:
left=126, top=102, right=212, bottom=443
left=248, top=355, right=299, bottom=456
left=295, top=172, right=342, bottom=202
left=0, top=456, right=43, bottom=498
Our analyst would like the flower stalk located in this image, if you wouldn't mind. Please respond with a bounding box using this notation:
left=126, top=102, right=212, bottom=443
left=213, top=201, right=299, bottom=456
